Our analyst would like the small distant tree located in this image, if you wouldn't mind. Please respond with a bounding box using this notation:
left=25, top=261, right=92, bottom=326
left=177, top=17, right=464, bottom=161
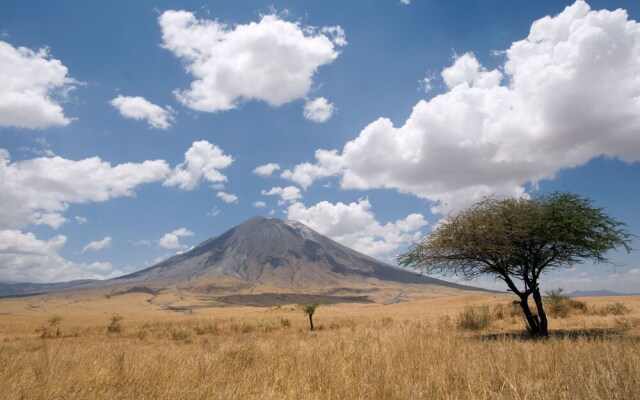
left=298, top=302, right=320, bottom=331
left=398, top=192, right=632, bottom=337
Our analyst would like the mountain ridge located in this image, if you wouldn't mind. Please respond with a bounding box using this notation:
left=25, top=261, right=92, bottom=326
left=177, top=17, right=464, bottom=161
left=0, top=216, right=488, bottom=304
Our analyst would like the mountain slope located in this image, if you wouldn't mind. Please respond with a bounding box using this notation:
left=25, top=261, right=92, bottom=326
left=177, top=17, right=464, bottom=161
left=1, top=217, right=488, bottom=305
left=111, top=216, right=471, bottom=292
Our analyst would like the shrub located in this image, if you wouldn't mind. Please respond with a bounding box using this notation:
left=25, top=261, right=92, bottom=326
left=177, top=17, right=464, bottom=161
left=194, top=321, right=219, bottom=335
left=597, top=302, right=631, bottom=316
left=169, top=326, right=192, bottom=341
left=135, top=329, right=148, bottom=340
left=279, top=318, right=291, bottom=328
left=107, top=314, right=123, bottom=333
left=36, top=315, right=62, bottom=338
left=457, top=305, right=491, bottom=331
left=492, top=301, right=521, bottom=320
left=545, top=288, right=587, bottom=318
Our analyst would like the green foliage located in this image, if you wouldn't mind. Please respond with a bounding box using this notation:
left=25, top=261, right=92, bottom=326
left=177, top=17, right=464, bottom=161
left=457, top=305, right=492, bottom=331
left=398, top=193, right=633, bottom=283
left=297, top=302, right=320, bottom=316
left=298, top=302, right=320, bottom=331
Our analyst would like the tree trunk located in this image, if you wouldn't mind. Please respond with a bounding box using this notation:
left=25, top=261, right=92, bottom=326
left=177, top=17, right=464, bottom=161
left=532, top=288, right=549, bottom=337
left=308, top=313, right=314, bottom=331
left=518, top=295, right=542, bottom=337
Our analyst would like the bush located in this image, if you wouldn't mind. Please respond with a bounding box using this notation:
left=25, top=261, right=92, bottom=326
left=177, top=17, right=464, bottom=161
left=457, top=305, right=492, bottom=331
left=545, top=288, right=587, bottom=318
left=107, top=314, right=123, bottom=333
left=169, top=326, right=192, bottom=341
left=36, top=315, right=62, bottom=338
left=194, top=321, right=219, bottom=335
left=492, top=301, right=521, bottom=320
left=279, top=318, right=291, bottom=328
left=597, top=302, right=631, bottom=316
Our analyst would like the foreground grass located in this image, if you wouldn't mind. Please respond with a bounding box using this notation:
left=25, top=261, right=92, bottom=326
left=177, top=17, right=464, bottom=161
left=1, top=297, right=639, bottom=399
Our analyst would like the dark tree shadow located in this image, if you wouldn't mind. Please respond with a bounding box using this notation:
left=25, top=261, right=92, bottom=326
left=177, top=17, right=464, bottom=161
left=476, top=328, right=638, bottom=342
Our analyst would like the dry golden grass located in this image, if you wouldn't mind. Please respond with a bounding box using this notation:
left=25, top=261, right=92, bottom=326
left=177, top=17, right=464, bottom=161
left=1, top=294, right=639, bottom=399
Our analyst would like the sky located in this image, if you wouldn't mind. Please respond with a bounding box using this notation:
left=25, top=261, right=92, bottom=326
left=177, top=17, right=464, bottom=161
left=1, top=0, right=639, bottom=293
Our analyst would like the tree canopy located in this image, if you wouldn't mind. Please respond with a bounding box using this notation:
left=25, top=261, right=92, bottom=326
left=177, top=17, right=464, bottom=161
left=398, top=192, right=633, bottom=336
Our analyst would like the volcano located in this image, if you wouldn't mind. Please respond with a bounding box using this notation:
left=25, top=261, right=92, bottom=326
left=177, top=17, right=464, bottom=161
left=1, top=216, right=487, bottom=306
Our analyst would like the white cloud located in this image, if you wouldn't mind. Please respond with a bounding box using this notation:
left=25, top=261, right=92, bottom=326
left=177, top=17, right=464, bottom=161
left=303, top=97, right=335, bottom=123
left=80, top=236, right=112, bottom=253
left=283, top=2, right=640, bottom=214
left=207, top=207, right=220, bottom=217
left=253, top=163, right=281, bottom=177
left=400, top=0, right=411, bottom=5
left=158, top=10, right=345, bottom=113
left=542, top=266, right=640, bottom=294
left=0, top=230, right=123, bottom=283
left=420, top=72, right=436, bottom=93
left=217, top=191, right=238, bottom=203
left=0, top=140, right=234, bottom=230
left=163, top=140, right=234, bottom=190
left=110, top=95, right=176, bottom=129
left=158, top=228, right=193, bottom=249
left=75, top=216, right=87, bottom=224
left=0, top=148, right=171, bottom=230
left=253, top=201, right=267, bottom=208
left=281, top=149, right=342, bottom=189
left=287, top=198, right=427, bottom=258
left=0, top=41, right=76, bottom=129
left=261, top=186, right=302, bottom=205
left=29, top=212, right=67, bottom=229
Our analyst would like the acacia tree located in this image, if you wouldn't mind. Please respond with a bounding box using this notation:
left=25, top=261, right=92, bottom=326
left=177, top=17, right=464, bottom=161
left=398, top=192, right=633, bottom=337
left=298, top=302, right=320, bottom=331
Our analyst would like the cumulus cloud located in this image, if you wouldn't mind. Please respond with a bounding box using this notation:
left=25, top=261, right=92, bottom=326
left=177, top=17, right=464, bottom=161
left=400, top=0, right=411, bottom=5
left=281, top=149, right=342, bottom=189
left=303, top=97, right=335, bottom=123
left=261, top=186, right=302, bottom=205
left=253, top=163, right=281, bottom=177
left=253, top=201, right=267, bottom=208
left=0, top=41, right=76, bottom=129
left=163, top=140, right=234, bottom=190
left=29, top=212, right=67, bottom=229
left=0, top=148, right=171, bottom=230
left=282, top=2, right=640, bottom=214
left=158, top=10, right=345, bottom=112
left=158, top=228, right=193, bottom=249
left=287, top=198, right=427, bottom=258
left=0, top=230, right=123, bottom=282
left=80, top=236, right=112, bottom=253
left=0, top=140, right=233, bottom=230
left=217, top=191, right=238, bottom=203
left=110, top=95, right=175, bottom=129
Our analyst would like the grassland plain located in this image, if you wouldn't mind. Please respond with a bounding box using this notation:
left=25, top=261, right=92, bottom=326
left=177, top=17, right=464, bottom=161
left=0, top=294, right=639, bottom=399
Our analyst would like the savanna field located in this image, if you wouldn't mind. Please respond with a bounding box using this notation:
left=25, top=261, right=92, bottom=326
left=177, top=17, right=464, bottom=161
left=1, top=294, right=639, bottom=400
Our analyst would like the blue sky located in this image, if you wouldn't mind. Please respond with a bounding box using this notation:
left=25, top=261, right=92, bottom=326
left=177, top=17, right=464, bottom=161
left=1, top=0, right=639, bottom=293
